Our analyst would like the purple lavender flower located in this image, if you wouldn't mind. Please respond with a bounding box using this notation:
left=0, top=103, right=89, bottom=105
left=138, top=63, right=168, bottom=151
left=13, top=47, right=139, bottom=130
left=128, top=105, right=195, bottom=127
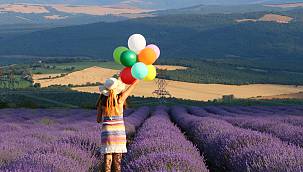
left=123, top=107, right=209, bottom=172
left=171, top=106, right=303, bottom=172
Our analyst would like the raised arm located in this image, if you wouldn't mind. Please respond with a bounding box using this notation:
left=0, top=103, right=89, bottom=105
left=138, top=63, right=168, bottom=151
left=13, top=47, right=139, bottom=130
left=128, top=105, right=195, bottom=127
left=119, top=80, right=139, bottom=104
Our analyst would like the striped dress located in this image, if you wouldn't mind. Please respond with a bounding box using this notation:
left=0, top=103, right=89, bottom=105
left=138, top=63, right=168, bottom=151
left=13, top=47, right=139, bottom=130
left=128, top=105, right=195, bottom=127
left=99, top=112, right=127, bottom=154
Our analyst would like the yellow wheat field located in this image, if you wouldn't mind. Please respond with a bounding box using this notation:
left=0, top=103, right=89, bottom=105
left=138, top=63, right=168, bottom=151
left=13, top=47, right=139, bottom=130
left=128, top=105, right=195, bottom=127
left=236, top=14, right=293, bottom=24
left=51, top=4, right=150, bottom=16
left=255, top=92, right=303, bottom=100
left=71, top=81, right=303, bottom=101
left=33, top=66, right=119, bottom=87
left=154, top=65, right=188, bottom=71
left=33, top=66, right=303, bottom=101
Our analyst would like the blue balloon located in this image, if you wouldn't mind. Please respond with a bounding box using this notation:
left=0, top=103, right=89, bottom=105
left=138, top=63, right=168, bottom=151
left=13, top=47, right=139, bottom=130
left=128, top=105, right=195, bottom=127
left=131, top=62, right=148, bottom=80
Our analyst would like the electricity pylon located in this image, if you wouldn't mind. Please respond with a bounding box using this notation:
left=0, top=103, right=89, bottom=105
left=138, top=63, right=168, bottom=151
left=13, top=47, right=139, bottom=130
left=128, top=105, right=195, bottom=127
left=152, top=68, right=171, bottom=103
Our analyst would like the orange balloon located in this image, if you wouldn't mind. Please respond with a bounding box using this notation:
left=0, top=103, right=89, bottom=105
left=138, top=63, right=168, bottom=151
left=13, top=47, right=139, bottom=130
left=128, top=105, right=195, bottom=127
left=138, top=48, right=157, bottom=65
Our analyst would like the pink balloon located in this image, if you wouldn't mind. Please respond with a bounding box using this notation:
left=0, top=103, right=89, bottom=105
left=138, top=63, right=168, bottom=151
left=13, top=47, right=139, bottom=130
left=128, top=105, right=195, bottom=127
left=146, top=44, right=160, bottom=59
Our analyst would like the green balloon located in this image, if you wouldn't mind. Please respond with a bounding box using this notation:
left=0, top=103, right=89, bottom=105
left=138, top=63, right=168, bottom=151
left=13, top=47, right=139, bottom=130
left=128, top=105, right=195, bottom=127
left=113, top=46, right=128, bottom=64
left=120, top=50, right=137, bottom=67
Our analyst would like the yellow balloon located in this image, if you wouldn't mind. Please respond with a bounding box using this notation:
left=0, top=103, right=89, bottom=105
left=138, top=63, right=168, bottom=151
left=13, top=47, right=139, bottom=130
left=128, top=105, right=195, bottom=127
left=144, top=65, right=157, bottom=81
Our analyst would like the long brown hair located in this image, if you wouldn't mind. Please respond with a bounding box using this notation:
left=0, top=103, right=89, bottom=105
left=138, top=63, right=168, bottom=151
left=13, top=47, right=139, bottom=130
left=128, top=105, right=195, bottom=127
left=96, top=91, right=126, bottom=117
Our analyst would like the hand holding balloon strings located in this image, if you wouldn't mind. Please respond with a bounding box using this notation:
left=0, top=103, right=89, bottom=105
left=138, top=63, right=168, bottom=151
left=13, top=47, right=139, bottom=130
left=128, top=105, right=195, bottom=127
left=112, top=34, right=160, bottom=85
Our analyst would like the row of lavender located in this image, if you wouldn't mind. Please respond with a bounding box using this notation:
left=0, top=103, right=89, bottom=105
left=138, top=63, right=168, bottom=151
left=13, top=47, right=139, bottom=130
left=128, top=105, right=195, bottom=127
left=2, top=105, right=302, bottom=171
left=171, top=106, right=303, bottom=172
left=190, top=106, right=303, bottom=118
left=0, top=109, right=100, bottom=172
left=123, top=106, right=209, bottom=172
left=124, top=107, right=150, bottom=140
left=189, top=106, right=303, bottom=147
left=0, top=107, right=150, bottom=172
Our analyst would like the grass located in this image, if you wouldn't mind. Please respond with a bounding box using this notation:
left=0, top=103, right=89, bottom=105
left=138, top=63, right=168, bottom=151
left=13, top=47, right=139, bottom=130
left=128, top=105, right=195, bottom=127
left=50, top=61, right=123, bottom=70
left=158, top=58, right=303, bottom=85
left=32, top=68, right=67, bottom=74
left=0, top=76, right=32, bottom=89
left=1, top=88, right=303, bottom=109
left=7, top=57, right=303, bottom=85
left=32, top=61, right=123, bottom=74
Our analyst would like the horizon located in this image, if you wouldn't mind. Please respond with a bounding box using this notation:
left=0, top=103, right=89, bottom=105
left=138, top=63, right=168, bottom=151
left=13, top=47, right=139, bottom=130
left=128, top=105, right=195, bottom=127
left=1, top=0, right=303, bottom=10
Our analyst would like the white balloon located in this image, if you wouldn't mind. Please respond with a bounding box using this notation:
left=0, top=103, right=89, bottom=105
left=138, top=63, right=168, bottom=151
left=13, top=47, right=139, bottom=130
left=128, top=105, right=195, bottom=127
left=128, top=34, right=146, bottom=54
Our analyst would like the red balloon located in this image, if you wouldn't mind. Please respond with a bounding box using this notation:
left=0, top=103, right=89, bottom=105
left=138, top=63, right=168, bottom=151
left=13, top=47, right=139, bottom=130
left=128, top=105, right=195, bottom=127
left=120, top=67, right=136, bottom=85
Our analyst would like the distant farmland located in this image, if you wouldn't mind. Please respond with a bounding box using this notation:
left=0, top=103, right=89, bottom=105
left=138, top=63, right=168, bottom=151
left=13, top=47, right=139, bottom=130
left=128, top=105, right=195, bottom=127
left=32, top=66, right=303, bottom=101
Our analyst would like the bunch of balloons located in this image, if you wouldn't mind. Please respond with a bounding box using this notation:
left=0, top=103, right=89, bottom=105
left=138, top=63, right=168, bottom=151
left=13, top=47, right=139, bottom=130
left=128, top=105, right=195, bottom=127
left=113, top=34, right=160, bottom=85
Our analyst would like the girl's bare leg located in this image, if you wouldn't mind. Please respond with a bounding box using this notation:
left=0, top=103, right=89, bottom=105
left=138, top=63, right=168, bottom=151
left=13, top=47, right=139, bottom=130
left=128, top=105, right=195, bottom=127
left=103, top=153, right=112, bottom=172
left=112, top=153, right=122, bottom=172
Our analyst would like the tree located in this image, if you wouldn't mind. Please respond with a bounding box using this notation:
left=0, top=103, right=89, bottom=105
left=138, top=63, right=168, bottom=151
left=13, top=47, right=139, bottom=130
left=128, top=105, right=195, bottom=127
left=33, top=83, right=41, bottom=88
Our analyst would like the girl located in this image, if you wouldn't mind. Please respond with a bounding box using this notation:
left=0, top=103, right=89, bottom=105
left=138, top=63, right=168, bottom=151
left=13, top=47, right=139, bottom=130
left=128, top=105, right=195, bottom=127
left=96, top=77, right=139, bottom=172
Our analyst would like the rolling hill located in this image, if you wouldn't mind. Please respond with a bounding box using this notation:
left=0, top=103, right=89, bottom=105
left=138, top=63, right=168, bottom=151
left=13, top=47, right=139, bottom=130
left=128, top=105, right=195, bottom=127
left=1, top=1, right=302, bottom=26
left=152, top=4, right=286, bottom=15
left=2, top=0, right=303, bottom=9
left=0, top=8, right=303, bottom=59
left=0, top=3, right=146, bottom=26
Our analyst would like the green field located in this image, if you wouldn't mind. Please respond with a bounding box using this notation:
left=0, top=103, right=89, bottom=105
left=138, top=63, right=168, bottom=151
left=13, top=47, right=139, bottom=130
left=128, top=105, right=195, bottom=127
left=0, top=59, right=124, bottom=90
left=1, top=57, right=301, bottom=109
left=25, top=57, right=303, bottom=85
left=0, top=75, right=32, bottom=89
left=1, top=88, right=303, bottom=109
left=2, top=57, right=303, bottom=86
left=158, top=58, right=303, bottom=85
left=31, top=61, right=123, bottom=74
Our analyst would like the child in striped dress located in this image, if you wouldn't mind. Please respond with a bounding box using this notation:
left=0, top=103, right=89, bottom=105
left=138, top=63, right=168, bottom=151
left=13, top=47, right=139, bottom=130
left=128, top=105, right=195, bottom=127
left=96, top=77, right=139, bottom=172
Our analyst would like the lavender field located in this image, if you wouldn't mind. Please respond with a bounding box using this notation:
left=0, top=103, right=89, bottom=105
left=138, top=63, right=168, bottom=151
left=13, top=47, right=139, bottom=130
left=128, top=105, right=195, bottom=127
left=0, top=106, right=303, bottom=172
